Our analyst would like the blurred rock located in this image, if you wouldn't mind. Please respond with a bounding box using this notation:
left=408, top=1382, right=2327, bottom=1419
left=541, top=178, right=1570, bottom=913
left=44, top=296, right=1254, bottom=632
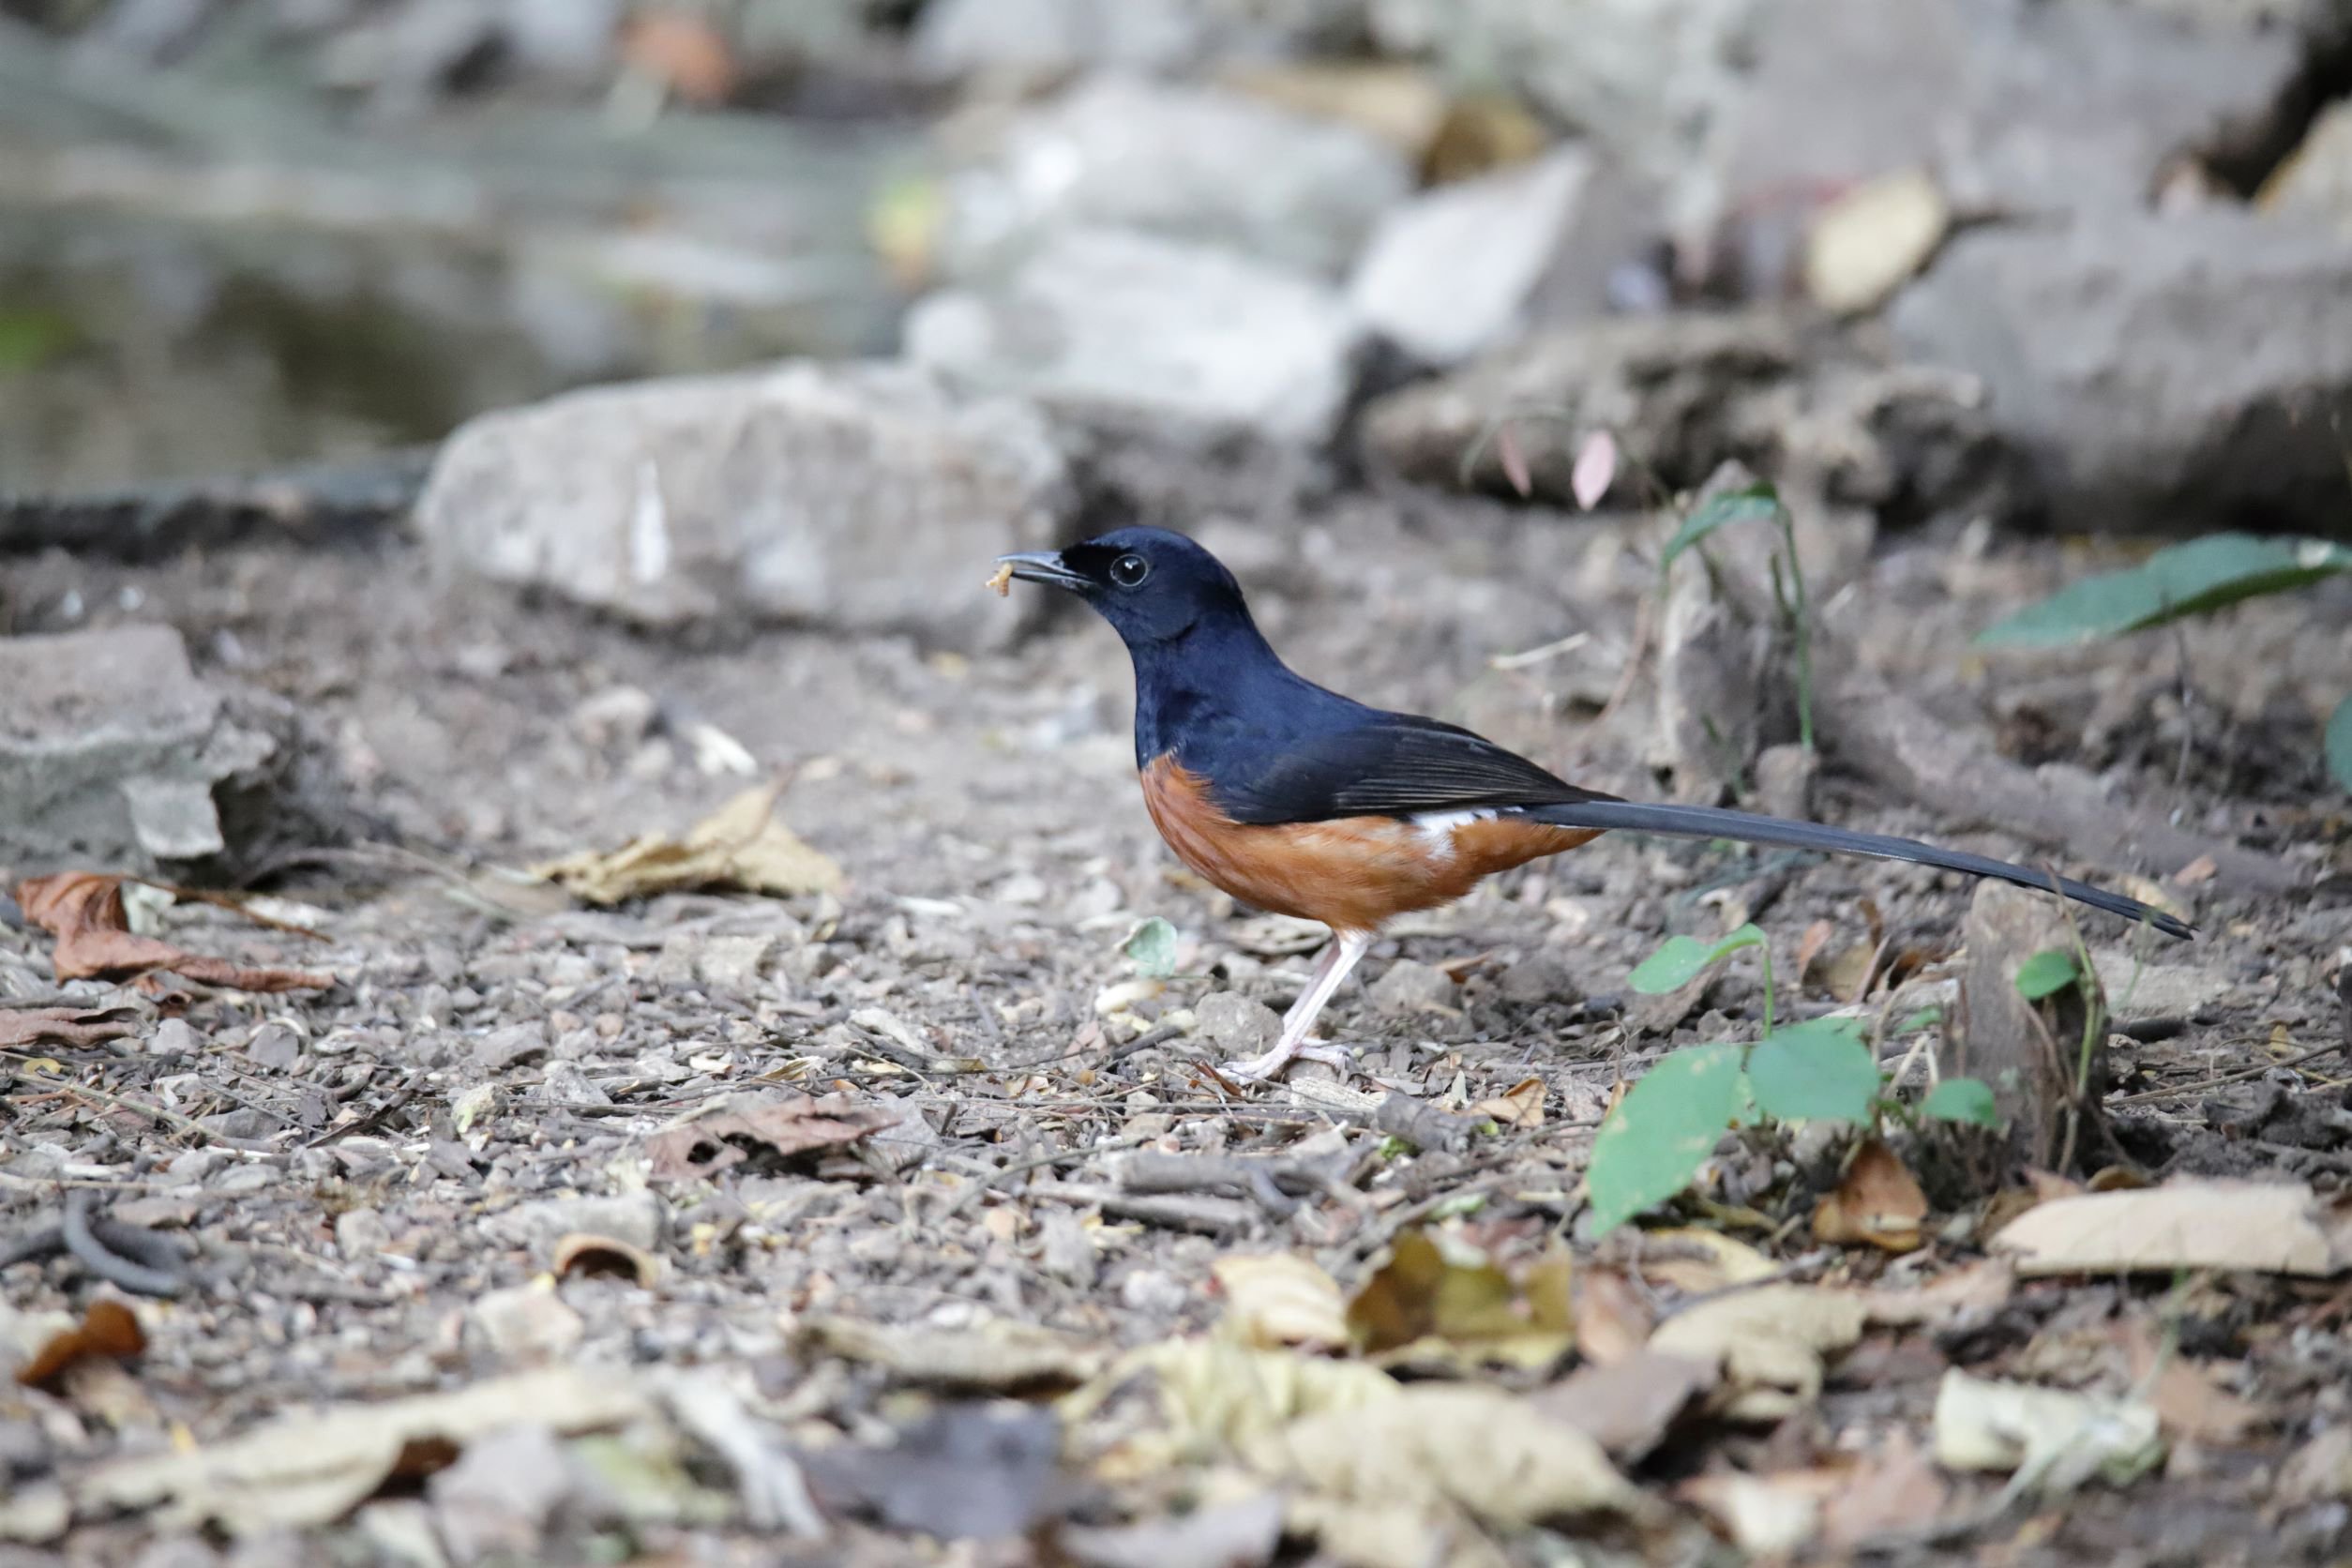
left=908, top=226, right=1362, bottom=445
left=1361, top=309, right=1796, bottom=497
left=1369, top=0, right=1756, bottom=187
left=912, top=0, right=1207, bottom=78
left=1347, top=146, right=1599, bottom=364
left=1694, top=0, right=2300, bottom=289
left=1753, top=743, right=1817, bottom=822
left=938, top=74, right=1410, bottom=279
left=2261, top=99, right=2352, bottom=222
left=1368, top=957, right=1455, bottom=1017
left=415, top=361, right=1072, bottom=648
left=429, top=1424, right=600, bottom=1565
left=0, top=625, right=337, bottom=878
left=1891, top=210, right=2352, bottom=535
left=1193, top=990, right=1279, bottom=1058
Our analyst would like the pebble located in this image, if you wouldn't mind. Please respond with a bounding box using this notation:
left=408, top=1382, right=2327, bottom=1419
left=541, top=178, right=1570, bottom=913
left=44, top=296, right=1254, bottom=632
left=335, top=1208, right=392, bottom=1261
left=1192, top=990, right=1278, bottom=1057
left=485, top=1192, right=666, bottom=1256
left=475, top=1021, right=550, bottom=1070
left=147, top=1018, right=201, bottom=1060
left=1367, top=958, right=1456, bottom=1018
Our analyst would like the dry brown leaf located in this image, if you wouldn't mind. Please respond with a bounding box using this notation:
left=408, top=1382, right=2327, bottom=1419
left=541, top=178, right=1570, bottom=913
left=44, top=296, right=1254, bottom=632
left=801, top=1315, right=1095, bottom=1393
left=1214, top=1254, right=1349, bottom=1351
left=1813, top=1139, right=1930, bottom=1253
left=2274, top=1425, right=2352, bottom=1507
left=1932, top=1368, right=2164, bottom=1491
left=1217, top=60, right=1450, bottom=158
left=0, top=1005, right=140, bottom=1049
left=1346, top=1229, right=1575, bottom=1373
left=1650, top=1286, right=1866, bottom=1421
left=1802, top=166, right=1949, bottom=313
left=644, top=1092, right=897, bottom=1183
left=2173, top=853, right=2220, bottom=887
left=1243, top=1384, right=1642, bottom=1531
left=1467, top=1076, right=1545, bottom=1129
left=1570, top=1266, right=1653, bottom=1366
left=61, top=1365, right=649, bottom=1538
left=2116, top=1319, right=2265, bottom=1446
left=1855, top=1259, right=2016, bottom=1327
left=1529, top=1349, right=1717, bottom=1463
left=1992, top=1180, right=2352, bottom=1277
left=550, top=1233, right=660, bottom=1289
left=14, top=1299, right=143, bottom=1389
left=1115, top=1341, right=1400, bottom=1455
left=1681, top=1470, right=1825, bottom=1556
left=1793, top=919, right=1834, bottom=983
left=534, top=782, right=843, bottom=907
left=1636, top=1228, right=1778, bottom=1294
left=15, top=873, right=330, bottom=991
left=1818, top=1430, right=1951, bottom=1547
left=620, top=8, right=735, bottom=103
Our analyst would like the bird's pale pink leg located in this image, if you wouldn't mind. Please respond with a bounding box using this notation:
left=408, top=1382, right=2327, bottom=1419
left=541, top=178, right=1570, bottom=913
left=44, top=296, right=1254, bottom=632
left=1223, top=929, right=1372, bottom=1080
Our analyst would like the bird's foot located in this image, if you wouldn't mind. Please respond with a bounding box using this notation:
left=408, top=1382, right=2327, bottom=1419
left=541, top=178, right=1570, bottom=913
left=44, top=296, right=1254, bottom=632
left=1219, top=1039, right=1351, bottom=1082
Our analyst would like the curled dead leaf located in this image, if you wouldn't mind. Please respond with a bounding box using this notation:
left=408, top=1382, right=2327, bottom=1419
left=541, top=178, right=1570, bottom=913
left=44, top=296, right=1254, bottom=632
left=551, top=1233, right=660, bottom=1289
left=1992, top=1179, right=2352, bottom=1277
left=645, top=1093, right=898, bottom=1183
left=800, top=1315, right=1096, bottom=1393
left=0, top=1005, right=141, bottom=1049
left=1345, top=1229, right=1575, bottom=1373
left=15, top=873, right=330, bottom=991
left=1813, top=1139, right=1929, bottom=1254
left=15, top=1299, right=143, bottom=1389
left=1650, top=1286, right=1866, bottom=1421
left=534, top=782, right=842, bottom=907
left=1213, top=1253, right=1349, bottom=1351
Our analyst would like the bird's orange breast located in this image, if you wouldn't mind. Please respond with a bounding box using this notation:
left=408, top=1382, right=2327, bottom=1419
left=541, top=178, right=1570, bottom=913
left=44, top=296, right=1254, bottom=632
left=1138, top=755, right=1600, bottom=934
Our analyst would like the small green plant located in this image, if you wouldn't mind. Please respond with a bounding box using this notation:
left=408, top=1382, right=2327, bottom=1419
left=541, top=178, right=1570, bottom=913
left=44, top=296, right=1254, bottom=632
left=1976, top=532, right=2352, bottom=792
left=1658, top=480, right=1819, bottom=754
left=1587, top=927, right=1998, bottom=1235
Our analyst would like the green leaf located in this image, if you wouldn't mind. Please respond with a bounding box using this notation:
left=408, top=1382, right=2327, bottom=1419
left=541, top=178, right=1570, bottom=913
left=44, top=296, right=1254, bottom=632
left=1626, top=923, right=1766, bottom=994
left=2327, top=693, right=2352, bottom=796
left=1587, top=1042, right=1744, bottom=1236
left=0, top=309, right=75, bottom=377
left=1893, top=1005, right=1943, bottom=1035
left=1658, top=481, right=1784, bottom=574
left=1975, top=534, right=2352, bottom=649
left=1120, top=916, right=1180, bottom=979
left=1744, top=1017, right=1878, bottom=1123
left=2013, top=948, right=2079, bottom=1002
left=1921, top=1077, right=2001, bottom=1127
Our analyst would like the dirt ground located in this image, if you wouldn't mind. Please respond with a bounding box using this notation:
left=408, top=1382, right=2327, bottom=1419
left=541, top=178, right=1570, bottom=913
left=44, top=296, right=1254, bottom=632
left=4, top=478, right=2352, bottom=1566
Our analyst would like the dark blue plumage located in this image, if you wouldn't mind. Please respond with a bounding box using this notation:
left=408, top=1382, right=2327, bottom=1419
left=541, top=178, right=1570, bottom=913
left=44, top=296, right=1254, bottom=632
left=1000, top=524, right=2193, bottom=943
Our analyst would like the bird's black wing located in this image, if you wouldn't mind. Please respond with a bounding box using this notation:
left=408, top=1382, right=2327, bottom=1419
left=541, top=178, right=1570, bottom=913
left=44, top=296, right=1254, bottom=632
left=1215, top=712, right=1610, bottom=824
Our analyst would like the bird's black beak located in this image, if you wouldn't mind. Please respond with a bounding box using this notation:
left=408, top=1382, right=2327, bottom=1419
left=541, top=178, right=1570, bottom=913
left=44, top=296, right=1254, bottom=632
left=995, top=550, right=1091, bottom=592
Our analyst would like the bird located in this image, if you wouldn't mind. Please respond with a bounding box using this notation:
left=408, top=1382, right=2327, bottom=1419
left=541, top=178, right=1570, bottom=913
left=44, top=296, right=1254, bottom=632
left=995, top=526, right=2194, bottom=1081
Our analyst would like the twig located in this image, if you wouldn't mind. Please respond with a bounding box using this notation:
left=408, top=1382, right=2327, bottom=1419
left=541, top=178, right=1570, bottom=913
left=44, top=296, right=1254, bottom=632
left=61, top=1189, right=188, bottom=1297
left=1037, top=1183, right=1256, bottom=1235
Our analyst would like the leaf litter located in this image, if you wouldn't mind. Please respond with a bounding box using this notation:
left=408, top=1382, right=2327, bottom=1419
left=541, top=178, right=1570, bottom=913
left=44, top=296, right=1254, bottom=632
left=15, top=872, right=332, bottom=990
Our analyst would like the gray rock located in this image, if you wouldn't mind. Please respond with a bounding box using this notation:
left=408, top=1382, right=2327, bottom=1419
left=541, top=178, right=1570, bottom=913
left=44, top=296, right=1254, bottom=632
left=1367, top=958, right=1456, bottom=1018
left=428, top=1423, right=591, bottom=1564
left=1697, top=0, right=2299, bottom=254
left=1370, top=0, right=1755, bottom=187
left=1192, top=989, right=1279, bottom=1058
left=541, top=1061, right=613, bottom=1108
left=335, top=1207, right=392, bottom=1261
left=0, top=625, right=330, bottom=876
left=912, top=0, right=1206, bottom=78
left=484, top=1192, right=666, bottom=1256
left=1498, top=952, right=1578, bottom=1007
left=147, top=1019, right=201, bottom=1060
left=1348, top=147, right=1602, bottom=365
left=414, top=361, right=1072, bottom=649
left=1362, top=309, right=1797, bottom=496
left=1892, top=210, right=2352, bottom=534
left=909, top=226, right=1363, bottom=445
left=2264, top=99, right=2352, bottom=223
left=1752, top=743, right=1817, bottom=822
left=938, top=74, right=1410, bottom=279
left=475, top=1022, right=550, bottom=1071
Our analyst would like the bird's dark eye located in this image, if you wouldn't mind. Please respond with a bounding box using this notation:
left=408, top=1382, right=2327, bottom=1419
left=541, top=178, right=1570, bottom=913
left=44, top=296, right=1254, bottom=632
left=1108, top=553, right=1151, bottom=588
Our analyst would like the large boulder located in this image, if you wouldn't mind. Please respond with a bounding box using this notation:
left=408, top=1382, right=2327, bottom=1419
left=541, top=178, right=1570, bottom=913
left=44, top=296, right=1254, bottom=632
left=1890, top=210, right=2352, bottom=535
left=413, top=361, right=1074, bottom=648
left=935, top=73, right=1411, bottom=280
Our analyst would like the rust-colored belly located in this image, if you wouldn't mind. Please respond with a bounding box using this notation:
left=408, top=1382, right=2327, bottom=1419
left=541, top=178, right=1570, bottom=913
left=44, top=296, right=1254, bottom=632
left=1138, top=755, right=1598, bottom=933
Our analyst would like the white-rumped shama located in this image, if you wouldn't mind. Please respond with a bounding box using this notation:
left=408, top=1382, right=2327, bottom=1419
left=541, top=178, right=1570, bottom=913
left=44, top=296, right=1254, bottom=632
left=1000, top=526, right=2193, bottom=1080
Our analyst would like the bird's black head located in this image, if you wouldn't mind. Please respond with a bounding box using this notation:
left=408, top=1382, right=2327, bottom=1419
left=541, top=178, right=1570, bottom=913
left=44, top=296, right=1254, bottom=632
left=996, top=525, right=1252, bottom=650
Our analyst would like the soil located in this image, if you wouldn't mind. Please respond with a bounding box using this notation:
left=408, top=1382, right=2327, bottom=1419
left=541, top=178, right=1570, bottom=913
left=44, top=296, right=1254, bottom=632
left=3, top=483, right=2350, bottom=1566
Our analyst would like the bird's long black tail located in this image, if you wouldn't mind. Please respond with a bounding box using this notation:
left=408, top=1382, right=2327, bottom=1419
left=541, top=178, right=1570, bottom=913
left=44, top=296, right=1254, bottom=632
left=1528, top=799, right=2194, bottom=940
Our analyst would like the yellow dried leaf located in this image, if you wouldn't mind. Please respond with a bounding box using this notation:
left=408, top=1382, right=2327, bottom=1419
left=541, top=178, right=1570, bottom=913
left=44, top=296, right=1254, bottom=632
left=534, top=782, right=842, bottom=905
left=1650, top=1286, right=1866, bottom=1420
left=1214, top=1254, right=1349, bottom=1351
